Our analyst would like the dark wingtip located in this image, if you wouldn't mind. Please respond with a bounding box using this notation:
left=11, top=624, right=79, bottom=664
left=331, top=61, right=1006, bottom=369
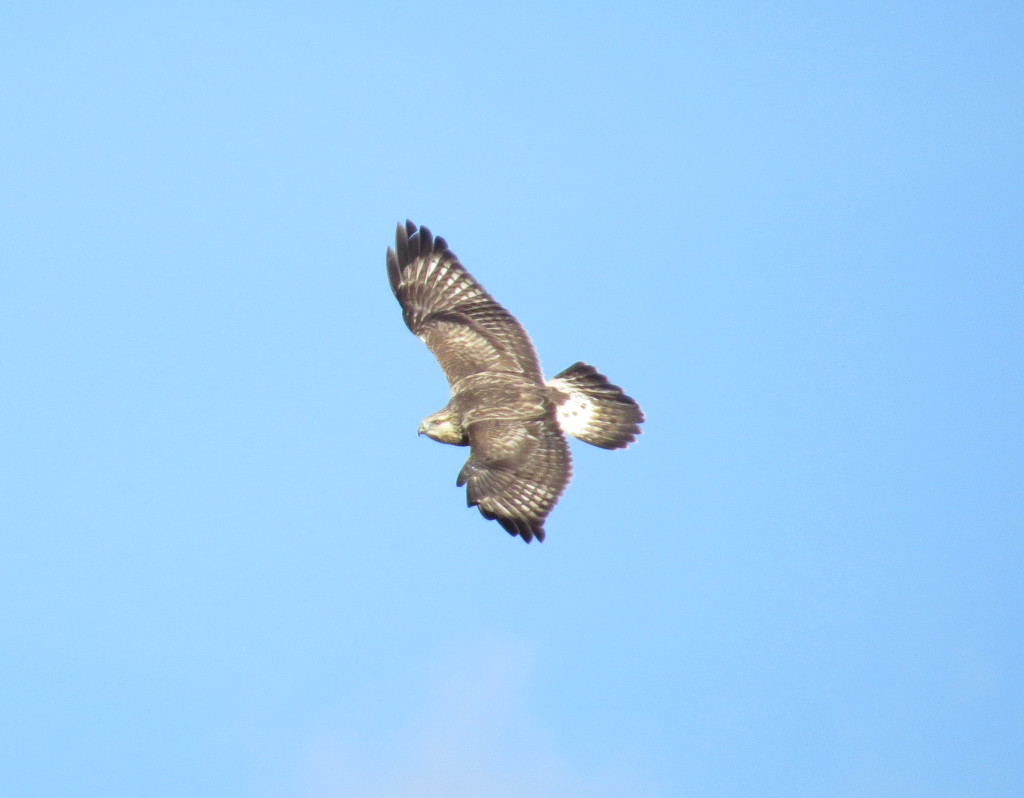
left=386, top=247, right=401, bottom=295
left=392, top=220, right=451, bottom=273
left=418, top=224, right=433, bottom=255
left=394, top=221, right=410, bottom=268
left=497, top=516, right=545, bottom=543
left=399, top=220, right=441, bottom=265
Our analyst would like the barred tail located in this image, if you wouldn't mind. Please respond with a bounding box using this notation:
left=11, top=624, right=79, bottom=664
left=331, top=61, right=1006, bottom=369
left=546, top=362, right=644, bottom=450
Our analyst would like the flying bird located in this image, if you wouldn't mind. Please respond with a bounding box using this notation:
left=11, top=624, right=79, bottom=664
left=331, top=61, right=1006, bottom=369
left=387, top=221, right=644, bottom=542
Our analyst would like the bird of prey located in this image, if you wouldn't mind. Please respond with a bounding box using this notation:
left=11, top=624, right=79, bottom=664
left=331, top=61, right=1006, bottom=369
left=387, top=221, right=644, bottom=542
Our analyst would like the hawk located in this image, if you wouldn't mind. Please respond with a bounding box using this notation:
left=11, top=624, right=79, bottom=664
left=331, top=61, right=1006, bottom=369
left=387, top=221, right=644, bottom=542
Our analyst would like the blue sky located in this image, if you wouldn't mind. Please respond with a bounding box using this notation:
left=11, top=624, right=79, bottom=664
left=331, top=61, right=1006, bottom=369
left=2, top=2, right=1021, bottom=796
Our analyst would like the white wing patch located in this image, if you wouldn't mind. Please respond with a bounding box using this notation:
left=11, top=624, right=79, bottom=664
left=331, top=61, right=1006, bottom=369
left=547, top=378, right=598, bottom=438
left=422, top=252, right=444, bottom=278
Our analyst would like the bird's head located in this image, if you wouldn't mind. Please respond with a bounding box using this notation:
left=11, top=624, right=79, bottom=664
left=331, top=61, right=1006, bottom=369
left=419, top=409, right=468, bottom=446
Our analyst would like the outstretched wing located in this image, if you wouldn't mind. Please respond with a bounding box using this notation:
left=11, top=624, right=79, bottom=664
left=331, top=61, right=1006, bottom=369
left=387, top=221, right=573, bottom=542
left=387, top=220, right=542, bottom=385
left=457, top=418, right=572, bottom=543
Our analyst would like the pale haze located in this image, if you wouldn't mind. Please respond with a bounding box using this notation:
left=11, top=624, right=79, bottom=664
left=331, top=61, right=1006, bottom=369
left=2, top=3, right=1021, bottom=797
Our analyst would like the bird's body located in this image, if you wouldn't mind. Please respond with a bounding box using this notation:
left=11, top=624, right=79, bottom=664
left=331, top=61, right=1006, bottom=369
left=387, top=221, right=643, bottom=542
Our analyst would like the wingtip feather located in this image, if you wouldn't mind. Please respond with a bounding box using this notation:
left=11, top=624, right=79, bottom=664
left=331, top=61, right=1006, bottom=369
left=395, top=222, right=410, bottom=267
left=386, top=247, right=401, bottom=295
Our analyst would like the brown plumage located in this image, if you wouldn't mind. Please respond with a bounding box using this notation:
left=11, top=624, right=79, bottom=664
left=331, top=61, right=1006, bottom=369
left=387, top=221, right=643, bottom=542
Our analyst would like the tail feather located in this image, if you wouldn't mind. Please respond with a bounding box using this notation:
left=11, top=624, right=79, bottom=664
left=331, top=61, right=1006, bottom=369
left=546, top=362, right=644, bottom=449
